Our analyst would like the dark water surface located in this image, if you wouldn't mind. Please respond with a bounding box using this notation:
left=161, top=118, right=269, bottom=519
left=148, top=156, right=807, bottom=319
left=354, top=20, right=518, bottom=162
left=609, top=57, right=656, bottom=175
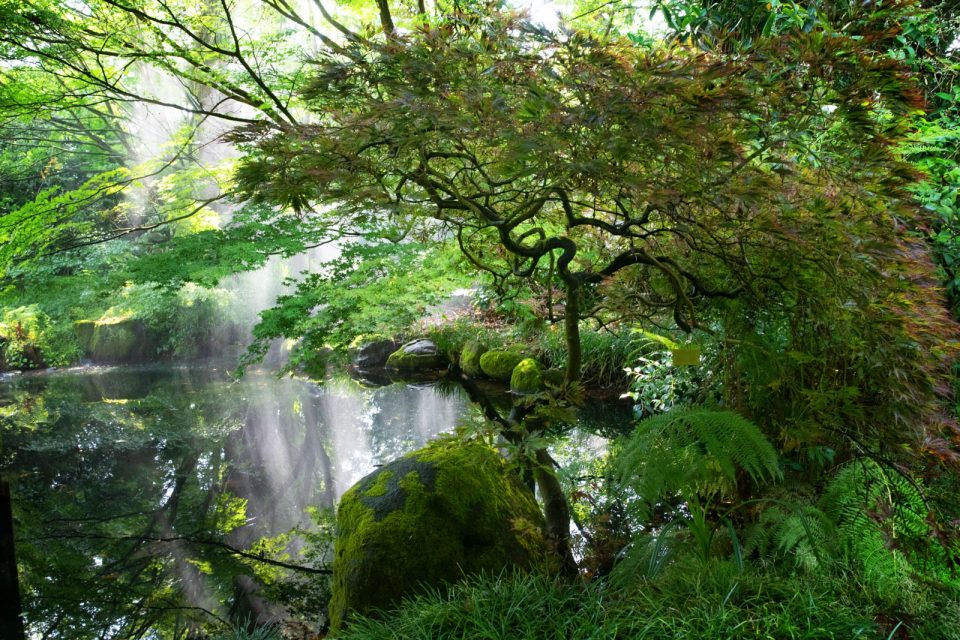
left=0, top=364, right=630, bottom=638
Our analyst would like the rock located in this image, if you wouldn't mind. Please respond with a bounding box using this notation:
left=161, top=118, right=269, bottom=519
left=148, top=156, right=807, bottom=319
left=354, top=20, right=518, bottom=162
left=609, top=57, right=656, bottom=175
left=74, top=317, right=154, bottom=363
left=73, top=320, right=95, bottom=351
left=353, top=339, right=399, bottom=369
left=510, top=358, right=542, bottom=395
left=478, top=349, right=527, bottom=381
left=458, top=340, right=488, bottom=377
left=328, top=440, right=549, bottom=631
left=385, top=339, right=446, bottom=371
left=400, top=338, right=438, bottom=356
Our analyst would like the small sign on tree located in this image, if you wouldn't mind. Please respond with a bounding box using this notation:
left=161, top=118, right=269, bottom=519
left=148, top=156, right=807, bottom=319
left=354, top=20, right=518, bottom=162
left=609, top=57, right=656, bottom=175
left=671, top=346, right=701, bottom=367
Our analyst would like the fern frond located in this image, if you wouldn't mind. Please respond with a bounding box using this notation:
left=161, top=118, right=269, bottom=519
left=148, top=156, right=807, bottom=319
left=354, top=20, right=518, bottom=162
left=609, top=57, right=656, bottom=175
left=744, top=498, right=834, bottom=573
left=820, top=460, right=930, bottom=599
left=613, top=407, right=781, bottom=519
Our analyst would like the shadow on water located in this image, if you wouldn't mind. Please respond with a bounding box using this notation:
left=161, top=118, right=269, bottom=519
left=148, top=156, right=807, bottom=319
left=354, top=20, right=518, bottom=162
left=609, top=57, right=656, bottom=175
left=0, top=363, right=632, bottom=637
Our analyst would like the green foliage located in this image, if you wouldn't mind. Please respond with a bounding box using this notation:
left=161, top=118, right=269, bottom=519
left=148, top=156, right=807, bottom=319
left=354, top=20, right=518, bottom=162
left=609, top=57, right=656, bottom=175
left=737, top=458, right=960, bottom=611
left=426, top=322, right=505, bottom=366
left=335, top=569, right=909, bottom=639
left=0, top=305, right=48, bottom=369
left=622, top=331, right=722, bottom=416
left=0, top=167, right=129, bottom=268
left=613, top=408, right=781, bottom=520
left=333, top=573, right=615, bottom=640
left=743, top=492, right=834, bottom=573
left=0, top=304, right=81, bottom=368
left=532, top=326, right=637, bottom=388
left=903, top=114, right=960, bottom=313
left=243, top=240, right=468, bottom=372
left=210, top=624, right=281, bottom=640
left=820, top=461, right=934, bottom=600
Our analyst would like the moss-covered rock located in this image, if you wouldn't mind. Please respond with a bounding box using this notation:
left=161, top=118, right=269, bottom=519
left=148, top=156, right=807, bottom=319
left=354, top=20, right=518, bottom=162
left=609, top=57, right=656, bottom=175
left=478, top=349, right=527, bottom=381
left=73, top=320, right=96, bottom=350
left=385, top=339, right=446, bottom=371
left=74, top=316, right=152, bottom=362
left=329, top=439, right=549, bottom=632
left=510, top=358, right=543, bottom=395
left=458, top=339, right=488, bottom=376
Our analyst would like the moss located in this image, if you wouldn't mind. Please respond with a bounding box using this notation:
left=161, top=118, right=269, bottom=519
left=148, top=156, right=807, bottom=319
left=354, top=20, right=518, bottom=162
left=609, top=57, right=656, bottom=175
left=329, top=439, right=549, bottom=632
left=458, top=340, right=488, bottom=377
left=385, top=349, right=446, bottom=371
left=73, top=320, right=96, bottom=351
left=74, top=316, right=155, bottom=362
left=90, top=317, right=138, bottom=361
left=362, top=470, right=394, bottom=498
left=348, top=333, right=392, bottom=350
left=510, top=358, right=542, bottom=395
left=478, top=349, right=526, bottom=381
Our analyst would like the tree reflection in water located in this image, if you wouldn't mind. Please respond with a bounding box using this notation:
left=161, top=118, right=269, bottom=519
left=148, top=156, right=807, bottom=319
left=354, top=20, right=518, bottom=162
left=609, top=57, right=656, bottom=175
left=0, top=365, right=470, bottom=638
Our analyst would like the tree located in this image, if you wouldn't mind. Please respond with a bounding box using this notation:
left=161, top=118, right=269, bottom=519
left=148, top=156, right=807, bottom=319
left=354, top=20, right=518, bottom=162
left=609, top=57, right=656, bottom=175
left=224, top=5, right=958, bottom=564
left=1, top=0, right=956, bottom=572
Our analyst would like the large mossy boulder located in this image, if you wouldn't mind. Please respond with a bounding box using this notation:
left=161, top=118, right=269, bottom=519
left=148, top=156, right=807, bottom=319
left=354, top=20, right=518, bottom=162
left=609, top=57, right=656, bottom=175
left=74, top=316, right=153, bottom=363
left=510, top=358, right=542, bottom=395
left=329, top=440, right=549, bottom=631
left=458, top=339, right=488, bottom=376
left=478, top=349, right=526, bottom=381
left=385, top=338, right=446, bottom=371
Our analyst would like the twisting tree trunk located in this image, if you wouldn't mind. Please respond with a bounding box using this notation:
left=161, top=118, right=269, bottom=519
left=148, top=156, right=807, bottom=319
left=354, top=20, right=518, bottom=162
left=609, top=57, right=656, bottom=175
left=534, top=448, right=578, bottom=575
left=562, top=277, right=582, bottom=385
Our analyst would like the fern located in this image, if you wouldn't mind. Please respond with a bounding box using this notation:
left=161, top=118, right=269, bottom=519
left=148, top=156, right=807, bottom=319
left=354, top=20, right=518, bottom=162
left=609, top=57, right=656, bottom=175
left=820, top=460, right=930, bottom=600
left=613, top=408, right=781, bottom=520
left=744, top=492, right=835, bottom=573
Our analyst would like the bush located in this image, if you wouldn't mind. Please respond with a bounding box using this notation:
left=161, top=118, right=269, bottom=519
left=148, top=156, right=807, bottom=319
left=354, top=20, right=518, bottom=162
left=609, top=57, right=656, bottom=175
left=0, top=305, right=81, bottom=369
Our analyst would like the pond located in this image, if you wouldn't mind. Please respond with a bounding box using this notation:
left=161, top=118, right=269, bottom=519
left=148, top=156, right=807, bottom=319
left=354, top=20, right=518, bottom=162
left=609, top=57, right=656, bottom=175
left=0, top=364, right=632, bottom=638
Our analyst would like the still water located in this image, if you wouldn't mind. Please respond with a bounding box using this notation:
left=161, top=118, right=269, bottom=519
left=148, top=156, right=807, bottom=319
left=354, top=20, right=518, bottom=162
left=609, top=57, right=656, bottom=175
left=0, top=364, right=628, bottom=638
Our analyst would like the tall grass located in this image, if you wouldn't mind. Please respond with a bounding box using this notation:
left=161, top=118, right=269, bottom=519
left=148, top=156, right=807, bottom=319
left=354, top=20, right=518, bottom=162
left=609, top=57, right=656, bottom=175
left=534, top=327, right=637, bottom=388
left=211, top=622, right=281, bottom=640
left=330, top=568, right=927, bottom=640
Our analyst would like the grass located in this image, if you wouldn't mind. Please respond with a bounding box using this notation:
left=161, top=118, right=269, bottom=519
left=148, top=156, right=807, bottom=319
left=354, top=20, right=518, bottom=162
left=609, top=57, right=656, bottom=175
left=211, top=622, right=281, bottom=640
left=328, top=567, right=951, bottom=640
left=533, top=326, right=638, bottom=388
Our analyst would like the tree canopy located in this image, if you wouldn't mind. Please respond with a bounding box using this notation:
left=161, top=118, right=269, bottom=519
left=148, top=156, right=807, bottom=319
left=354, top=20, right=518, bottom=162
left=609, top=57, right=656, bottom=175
left=2, top=0, right=960, bottom=632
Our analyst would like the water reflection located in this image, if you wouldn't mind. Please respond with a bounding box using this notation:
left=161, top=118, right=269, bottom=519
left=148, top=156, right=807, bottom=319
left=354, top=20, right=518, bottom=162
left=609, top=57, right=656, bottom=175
left=0, top=365, right=633, bottom=637
left=0, top=365, right=473, bottom=638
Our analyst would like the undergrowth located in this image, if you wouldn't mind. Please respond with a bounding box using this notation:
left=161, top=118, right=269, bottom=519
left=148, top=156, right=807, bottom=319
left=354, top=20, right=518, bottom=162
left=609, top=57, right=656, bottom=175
left=331, top=568, right=951, bottom=639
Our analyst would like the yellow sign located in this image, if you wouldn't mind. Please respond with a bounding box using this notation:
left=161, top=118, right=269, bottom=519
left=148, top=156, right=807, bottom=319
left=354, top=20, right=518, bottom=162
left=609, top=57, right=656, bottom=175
left=671, top=347, right=701, bottom=367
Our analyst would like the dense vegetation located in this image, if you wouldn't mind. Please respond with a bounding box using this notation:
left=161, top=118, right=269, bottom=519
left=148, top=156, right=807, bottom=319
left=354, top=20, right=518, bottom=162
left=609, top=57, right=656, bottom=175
left=2, top=0, right=960, bottom=637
